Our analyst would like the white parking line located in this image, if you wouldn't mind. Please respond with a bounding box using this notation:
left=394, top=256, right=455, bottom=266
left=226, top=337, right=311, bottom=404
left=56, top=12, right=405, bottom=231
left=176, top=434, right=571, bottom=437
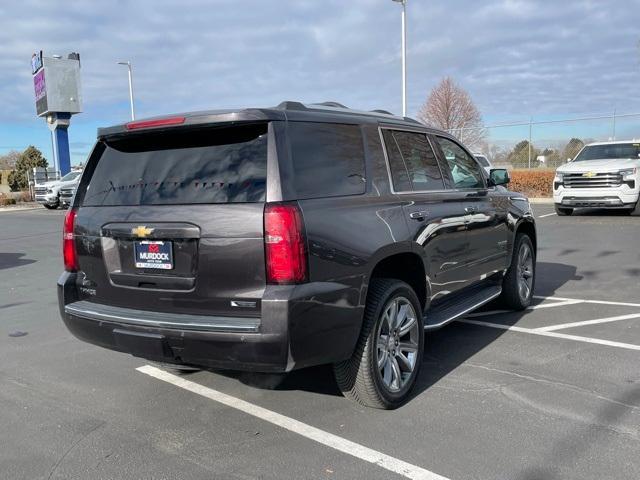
left=533, top=295, right=640, bottom=309
left=535, top=312, right=640, bottom=332
left=465, top=299, right=584, bottom=318
left=459, top=319, right=640, bottom=351
left=529, top=299, right=584, bottom=309
left=136, top=365, right=450, bottom=480
left=538, top=212, right=557, bottom=218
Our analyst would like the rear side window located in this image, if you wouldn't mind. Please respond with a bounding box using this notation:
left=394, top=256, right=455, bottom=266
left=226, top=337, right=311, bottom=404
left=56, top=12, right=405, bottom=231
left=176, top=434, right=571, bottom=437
left=381, top=129, right=444, bottom=192
left=82, top=123, right=268, bottom=206
left=287, top=122, right=366, bottom=199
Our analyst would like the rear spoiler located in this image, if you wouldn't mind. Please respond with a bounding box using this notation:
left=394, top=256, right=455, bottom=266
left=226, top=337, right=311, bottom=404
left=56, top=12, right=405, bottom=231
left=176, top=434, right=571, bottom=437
left=97, top=109, right=281, bottom=139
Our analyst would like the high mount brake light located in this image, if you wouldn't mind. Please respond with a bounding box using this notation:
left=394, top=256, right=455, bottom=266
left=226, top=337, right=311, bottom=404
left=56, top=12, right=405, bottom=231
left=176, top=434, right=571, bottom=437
left=264, top=204, right=307, bottom=284
left=125, top=116, right=186, bottom=130
left=63, top=209, right=78, bottom=272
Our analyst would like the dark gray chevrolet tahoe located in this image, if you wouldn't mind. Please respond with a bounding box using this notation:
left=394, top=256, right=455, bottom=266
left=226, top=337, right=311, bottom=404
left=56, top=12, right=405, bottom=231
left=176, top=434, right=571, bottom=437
left=58, top=101, right=536, bottom=409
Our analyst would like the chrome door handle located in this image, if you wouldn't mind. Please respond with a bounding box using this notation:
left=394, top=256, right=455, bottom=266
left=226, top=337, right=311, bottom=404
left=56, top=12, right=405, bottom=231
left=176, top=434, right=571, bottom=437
left=409, top=211, right=428, bottom=220
left=465, top=206, right=478, bottom=213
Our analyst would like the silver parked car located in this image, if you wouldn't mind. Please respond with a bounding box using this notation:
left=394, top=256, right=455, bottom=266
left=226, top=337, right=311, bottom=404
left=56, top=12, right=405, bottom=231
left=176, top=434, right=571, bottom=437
left=473, top=154, right=493, bottom=175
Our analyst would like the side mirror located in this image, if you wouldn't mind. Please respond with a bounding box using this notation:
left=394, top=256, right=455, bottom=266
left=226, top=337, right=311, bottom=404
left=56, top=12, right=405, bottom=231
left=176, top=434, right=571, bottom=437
left=489, top=168, right=510, bottom=186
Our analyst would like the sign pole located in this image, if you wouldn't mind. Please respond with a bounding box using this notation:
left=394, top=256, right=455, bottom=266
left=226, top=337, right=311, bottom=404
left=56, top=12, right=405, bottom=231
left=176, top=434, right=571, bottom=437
left=49, top=129, right=58, bottom=174
left=47, top=113, right=71, bottom=176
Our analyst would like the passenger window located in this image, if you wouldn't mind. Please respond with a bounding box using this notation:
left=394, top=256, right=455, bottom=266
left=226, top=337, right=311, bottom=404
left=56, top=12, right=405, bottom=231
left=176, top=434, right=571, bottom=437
left=382, top=130, right=444, bottom=192
left=288, top=122, right=366, bottom=199
left=436, top=137, right=485, bottom=189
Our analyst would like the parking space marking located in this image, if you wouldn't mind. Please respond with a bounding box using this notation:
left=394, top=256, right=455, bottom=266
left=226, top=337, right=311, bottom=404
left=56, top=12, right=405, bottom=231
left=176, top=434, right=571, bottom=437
left=529, top=299, right=584, bottom=309
left=535, top=312, right=640, bottom=332
left=533, top=295, right=640, bottom=309
left=538, top=212, right=557, bottom=218
left=459, top=319, right=640, bottom=351
left=465, top=299, right=584, bottom=318
left=136, top=365, right=450, bottom=480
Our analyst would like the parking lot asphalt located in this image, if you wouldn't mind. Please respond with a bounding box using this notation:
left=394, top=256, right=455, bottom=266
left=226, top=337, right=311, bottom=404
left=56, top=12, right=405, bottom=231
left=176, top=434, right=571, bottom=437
left=1, top=205, right=639, bottom=480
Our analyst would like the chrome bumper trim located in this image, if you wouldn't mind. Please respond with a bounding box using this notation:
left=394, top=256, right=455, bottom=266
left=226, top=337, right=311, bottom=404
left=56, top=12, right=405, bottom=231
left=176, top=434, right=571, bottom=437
left=65, top=300, right=260, bottom=333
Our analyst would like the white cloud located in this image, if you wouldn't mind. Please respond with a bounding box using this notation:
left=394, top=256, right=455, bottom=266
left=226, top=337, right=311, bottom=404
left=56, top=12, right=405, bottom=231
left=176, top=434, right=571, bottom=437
left=0, top=0, right=638, bottom=134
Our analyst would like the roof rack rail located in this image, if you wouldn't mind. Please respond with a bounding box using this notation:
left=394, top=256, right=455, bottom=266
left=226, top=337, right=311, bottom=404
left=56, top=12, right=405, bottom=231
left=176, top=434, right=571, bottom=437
left=371, top=109, right=393, bottom=115
left=312, top=101, right=349, bottom=109
left=402, top=117, right=422, bottom=124
left=276, top=101, right=307, bottom=111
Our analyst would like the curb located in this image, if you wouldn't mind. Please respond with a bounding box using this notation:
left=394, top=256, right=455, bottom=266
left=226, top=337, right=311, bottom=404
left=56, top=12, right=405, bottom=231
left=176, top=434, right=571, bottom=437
left=0, top=206, right=44, bottom=213
left=528, top=198, right=554, bottom=205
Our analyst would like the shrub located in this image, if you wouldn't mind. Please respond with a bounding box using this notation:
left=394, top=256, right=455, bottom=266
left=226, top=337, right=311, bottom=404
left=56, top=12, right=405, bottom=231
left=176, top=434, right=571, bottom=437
left=15, top=191, right=32, bottom=203
left=0, top=194, right=17, bottom=206
left=508, top=169, right=555, bottom=198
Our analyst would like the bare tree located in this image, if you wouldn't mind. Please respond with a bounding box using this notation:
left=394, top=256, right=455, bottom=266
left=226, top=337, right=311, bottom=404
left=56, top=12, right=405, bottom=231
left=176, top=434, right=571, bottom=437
left=0, top=150, right=21, bottom=170
left=417, top=77, right=487, bottom=150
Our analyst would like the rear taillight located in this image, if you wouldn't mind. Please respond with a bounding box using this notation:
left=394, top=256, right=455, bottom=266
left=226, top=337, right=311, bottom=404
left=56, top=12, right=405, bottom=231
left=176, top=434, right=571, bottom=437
left=264, top=203, right=307, bottom=284
left=63, top=209, right=78, bottom=272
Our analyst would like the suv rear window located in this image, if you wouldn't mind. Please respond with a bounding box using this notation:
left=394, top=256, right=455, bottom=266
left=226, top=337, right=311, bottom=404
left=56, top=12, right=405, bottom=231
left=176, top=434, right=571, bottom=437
left=287, top=122, right=366, bottom=199
left=82, top=123, right=268, bottom=206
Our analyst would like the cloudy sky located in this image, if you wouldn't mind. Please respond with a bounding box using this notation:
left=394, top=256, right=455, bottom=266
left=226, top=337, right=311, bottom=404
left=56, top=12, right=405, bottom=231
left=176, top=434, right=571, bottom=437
left=1, top=0, right=639, bottom=164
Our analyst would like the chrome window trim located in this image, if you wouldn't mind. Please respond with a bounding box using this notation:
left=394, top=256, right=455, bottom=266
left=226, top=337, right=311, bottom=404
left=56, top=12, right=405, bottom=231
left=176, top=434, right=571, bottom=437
left=377, top=126, right=448, bottom=195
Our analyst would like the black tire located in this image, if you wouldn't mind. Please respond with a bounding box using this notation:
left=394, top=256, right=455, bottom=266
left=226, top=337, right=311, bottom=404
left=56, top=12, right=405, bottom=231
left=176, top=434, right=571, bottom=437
left=555, top=205, right=573, bottom=216
left=333, top=278, right=424, bottom=409
left=627, top=201, right=640, bottom=216
left=43, top=204, right=57, bottom=210
left=500, top=234, right=536, bottom=310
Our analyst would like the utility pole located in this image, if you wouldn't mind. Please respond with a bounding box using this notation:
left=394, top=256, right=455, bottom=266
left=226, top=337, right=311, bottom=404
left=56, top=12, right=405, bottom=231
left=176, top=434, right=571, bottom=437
left=392, top=0, right=407, bottom=117
left=528, top=117, right=532, bottom=169
left=612, top=108, right=617, bottom=140
left=117, top=61, right=135, bottom=120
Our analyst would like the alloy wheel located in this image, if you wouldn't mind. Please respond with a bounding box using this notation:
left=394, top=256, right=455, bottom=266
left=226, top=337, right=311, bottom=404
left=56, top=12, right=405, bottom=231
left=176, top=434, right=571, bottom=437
left=517, top=242, right=534, bottom=302
left=375, top=296, right=420, bottom=393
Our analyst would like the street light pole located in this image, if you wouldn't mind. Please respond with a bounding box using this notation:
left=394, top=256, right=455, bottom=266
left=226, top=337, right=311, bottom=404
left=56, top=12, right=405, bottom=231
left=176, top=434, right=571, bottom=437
left=392, top=0, right=407, bottom=117
left=117, top=61, right=135, bottom=120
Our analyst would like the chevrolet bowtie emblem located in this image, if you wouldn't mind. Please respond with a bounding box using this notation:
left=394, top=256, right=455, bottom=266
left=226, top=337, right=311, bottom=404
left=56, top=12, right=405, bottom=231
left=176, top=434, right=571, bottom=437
left=131, top=226, right=154, bottom=238
left=582, top=171, right=597, bottom=178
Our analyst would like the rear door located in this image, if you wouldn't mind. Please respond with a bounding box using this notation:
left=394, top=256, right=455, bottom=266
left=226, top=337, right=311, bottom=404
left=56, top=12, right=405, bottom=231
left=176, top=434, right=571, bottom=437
left=434, top=136, right=509, bottom=281
left=74, top=122, right=272, bottom=318
left=380, top=127, right=471, bottom=300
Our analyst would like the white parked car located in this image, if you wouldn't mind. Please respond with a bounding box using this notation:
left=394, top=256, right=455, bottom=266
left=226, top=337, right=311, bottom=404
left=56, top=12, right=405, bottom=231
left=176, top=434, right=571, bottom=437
left=34, top=170, right=82, bottom=209
left=473, top=154, right=492, bottom=175
left=553, top=140, right=640, bottom=216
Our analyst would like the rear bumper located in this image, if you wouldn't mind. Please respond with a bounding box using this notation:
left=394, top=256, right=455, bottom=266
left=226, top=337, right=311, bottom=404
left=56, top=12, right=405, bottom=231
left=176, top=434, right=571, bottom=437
left=58, top=272, right=363, bottom=373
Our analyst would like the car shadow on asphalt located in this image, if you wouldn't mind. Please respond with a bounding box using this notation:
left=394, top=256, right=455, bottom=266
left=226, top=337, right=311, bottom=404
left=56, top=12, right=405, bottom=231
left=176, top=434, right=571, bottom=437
left=411, top=261, right=580, bottom=405
left=0, top=252, right=37, bottom=270
left=572, top=208, right=632, bottom=217
left=522, top=261, right=582, bottom=297
left=207, top=261, right=581, bottom=402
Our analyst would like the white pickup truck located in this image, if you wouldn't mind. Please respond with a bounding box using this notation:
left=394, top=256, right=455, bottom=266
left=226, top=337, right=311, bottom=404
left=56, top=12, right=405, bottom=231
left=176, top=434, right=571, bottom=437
left=553, top=140, right=640, bottom=216
left=34, top=170, right=82, bottom=209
